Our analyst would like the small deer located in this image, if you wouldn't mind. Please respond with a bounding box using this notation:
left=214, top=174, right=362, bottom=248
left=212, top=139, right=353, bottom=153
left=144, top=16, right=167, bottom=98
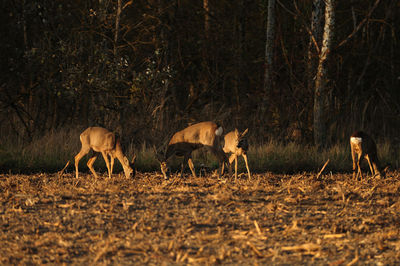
left=75, top=127, right=135, bottom=179
left=223, top=128, right=251, bottom=181
left=350, top=130, right=384, bottom=180
left=157, top=121, right=227, bottom=179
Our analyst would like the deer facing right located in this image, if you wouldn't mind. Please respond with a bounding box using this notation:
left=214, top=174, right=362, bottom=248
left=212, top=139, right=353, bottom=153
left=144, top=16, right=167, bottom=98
left=75, top=127, right=135, bottom=179
left=350, top=131, right=384, bottom=180
left=223, top=128, right=251, bottom=181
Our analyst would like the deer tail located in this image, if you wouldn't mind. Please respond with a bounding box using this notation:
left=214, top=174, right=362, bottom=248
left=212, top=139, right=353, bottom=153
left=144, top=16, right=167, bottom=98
left=215, top=126, right=223, bottom=136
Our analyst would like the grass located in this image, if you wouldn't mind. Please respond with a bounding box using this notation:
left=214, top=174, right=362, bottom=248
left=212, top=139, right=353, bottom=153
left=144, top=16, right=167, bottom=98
left=0, top=128, right=398, bottom=175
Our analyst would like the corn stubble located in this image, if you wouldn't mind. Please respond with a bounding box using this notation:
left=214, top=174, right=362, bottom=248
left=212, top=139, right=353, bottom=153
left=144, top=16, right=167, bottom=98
left=0, top=171, right=400, bottom=264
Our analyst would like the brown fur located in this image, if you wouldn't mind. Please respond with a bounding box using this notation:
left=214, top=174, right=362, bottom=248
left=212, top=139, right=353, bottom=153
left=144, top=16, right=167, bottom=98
left=350, top=131, right=383, bottom=179
left=75, top=127, right=135, bottom=179
left=223, top=129, right=251, bottom=181
left=159, top=121, right=226, bottom=179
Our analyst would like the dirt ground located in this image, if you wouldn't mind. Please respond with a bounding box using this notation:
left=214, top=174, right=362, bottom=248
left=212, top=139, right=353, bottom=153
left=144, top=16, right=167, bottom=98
left=0, top=170, right=400, bottom=265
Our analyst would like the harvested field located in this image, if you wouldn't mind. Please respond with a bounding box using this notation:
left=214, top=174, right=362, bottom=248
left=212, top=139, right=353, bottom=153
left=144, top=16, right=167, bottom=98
left=1, top=171, right=400, bottom=264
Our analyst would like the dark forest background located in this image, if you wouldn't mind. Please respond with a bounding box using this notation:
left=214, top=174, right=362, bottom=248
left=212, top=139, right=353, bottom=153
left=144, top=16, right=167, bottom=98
left=1, top=0, right=399, bottom=149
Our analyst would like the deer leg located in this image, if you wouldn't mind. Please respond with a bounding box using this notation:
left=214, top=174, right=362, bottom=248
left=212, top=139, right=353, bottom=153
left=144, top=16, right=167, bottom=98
left=220, top=160, right=225, bottom=176
left=372, top=162, right=383, bottom=178
left=356, top=153, right=363, bottom=180
left=182, top=153, right=197, bottom=178
left=365, top=155, right=375, bottom=177
left=187, top=156, right=197, bottom=178
left=234, top=154, right=238, bottom=181
left=367, top=155, right=382, bottom=178
left=219, top=155, right=227, bottom=177
left=351, top=147, right=357, bottom=180
left=371, top=154, right=383, bottom=178
left=227, top=153, right=235, bottom=177
left=74, top=147, right=90, bottom=179
left=242, top=153, right=251, bottom=180
left=87, top=153, right=99, bottom=178
left=110, top=154, right=115, bottom=176
left=220, top=154, right=226, bottom=176
left=180, top=155, right=188, bottom=177
left=101, top=151, right=112, bottom=178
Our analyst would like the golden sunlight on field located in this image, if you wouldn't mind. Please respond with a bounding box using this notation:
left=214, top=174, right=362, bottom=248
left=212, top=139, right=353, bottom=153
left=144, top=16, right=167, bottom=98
left=1, top=172, right=400, bottom=264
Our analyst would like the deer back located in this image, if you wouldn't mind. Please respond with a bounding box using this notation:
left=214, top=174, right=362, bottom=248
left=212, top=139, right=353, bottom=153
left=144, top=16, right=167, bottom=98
left=350, top=131, right=378, bottom=157
left=83, top=127, right=115, bottom=153
left=223, top=131, right=238, bottom=154
left=166, top=121, right=222, bottom=158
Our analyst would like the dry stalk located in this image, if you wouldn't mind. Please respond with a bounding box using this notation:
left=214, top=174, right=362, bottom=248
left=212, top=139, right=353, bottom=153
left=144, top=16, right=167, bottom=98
left=57, top=160, right=70, bottom=178
left=93, top=241, right=110, bottom=263
left=346, top=248, right=359, bottom=266
left=281, top=243, right=320, bottom=253
left=362, top=184, right=378, bottom=200
left=323, top=233, right=345, bottom=239
left=316, top=159, right=329, bottom=179
left=247, top=241, right=263, bottom=257
left=288, top=220, right=300, bottom=231
left=253, top=220, right=262, bottom=236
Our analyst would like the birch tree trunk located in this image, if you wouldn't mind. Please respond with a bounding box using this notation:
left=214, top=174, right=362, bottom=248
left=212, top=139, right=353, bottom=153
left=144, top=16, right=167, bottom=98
left=313, top=0, right=335, bottom=148
left=263, top=0, right=275, bottom=92
left=307, top=0, right=324, bottom=92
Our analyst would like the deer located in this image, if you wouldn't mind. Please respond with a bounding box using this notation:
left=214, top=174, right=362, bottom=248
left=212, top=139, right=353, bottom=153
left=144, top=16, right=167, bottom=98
left=350, top=130, right=384, bottom=180
left=74, top=127, right=136, bottom=179
left=157, top=121, right=227, bottom=179
left=223, top=128, right=251, bottom=181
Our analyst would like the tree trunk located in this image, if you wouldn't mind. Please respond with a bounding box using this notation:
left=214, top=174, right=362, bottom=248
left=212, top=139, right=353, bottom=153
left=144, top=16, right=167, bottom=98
left=114, top=0, right=122, bottom=81
left=313, top=0, right=335, bottom=148
left=307, top=0, right=324, bottom=92
left=203, top=0, right=210, bottom=40
left=114, top=0, right=121, bottom=58
left=202, top=0, right=210, bottom=94
left=263, top=0, right=276, bottom=92
left=233, top=0, right=246, bottom=120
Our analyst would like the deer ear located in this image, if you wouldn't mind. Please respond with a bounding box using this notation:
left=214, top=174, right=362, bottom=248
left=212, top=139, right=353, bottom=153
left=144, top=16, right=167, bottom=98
left=131, top=154, right=137, bottom=164
left=123, top=156, right=130, bottom=166
left=241, top=128, right=248, bottom=137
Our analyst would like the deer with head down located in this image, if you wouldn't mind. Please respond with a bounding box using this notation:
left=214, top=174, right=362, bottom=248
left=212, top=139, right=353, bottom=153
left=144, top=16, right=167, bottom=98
left=75, top=127, right=136, bottom=179
left=157, top=121, right=227, bottom=179
left=350, top=130, right=384, bottom=180
left=223, top=128, right=251, bottom=181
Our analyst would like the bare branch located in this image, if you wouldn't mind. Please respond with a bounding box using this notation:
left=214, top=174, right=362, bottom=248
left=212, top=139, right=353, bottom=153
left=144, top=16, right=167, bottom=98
left=335, top=0, right=381, bottom=50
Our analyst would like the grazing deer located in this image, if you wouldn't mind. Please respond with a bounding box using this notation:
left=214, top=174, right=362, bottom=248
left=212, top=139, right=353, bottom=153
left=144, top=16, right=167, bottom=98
left=350, top=131, right=384, bottom=180
left=223, top=128, right=251, bottom=181
left=157, top=121, right=227, bottom=179
left=75, top=127, right=135, bottom=179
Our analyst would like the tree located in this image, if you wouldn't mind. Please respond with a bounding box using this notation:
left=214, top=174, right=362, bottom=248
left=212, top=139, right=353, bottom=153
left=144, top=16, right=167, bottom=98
left=313, top=0, right=335, bottom=148
left=307, top=0, right=324, bottom=92
left=264, top=0, right=276, bottom=92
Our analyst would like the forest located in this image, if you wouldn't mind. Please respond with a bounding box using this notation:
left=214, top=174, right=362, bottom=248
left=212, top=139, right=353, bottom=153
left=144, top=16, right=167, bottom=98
left=2, top=2, right=400, bottom=264
left=0, top=0, right=399, bottom=159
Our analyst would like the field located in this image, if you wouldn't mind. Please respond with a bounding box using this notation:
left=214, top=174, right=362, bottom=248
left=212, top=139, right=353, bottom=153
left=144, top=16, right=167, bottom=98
left=1, top=171, right=400, bottom=265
